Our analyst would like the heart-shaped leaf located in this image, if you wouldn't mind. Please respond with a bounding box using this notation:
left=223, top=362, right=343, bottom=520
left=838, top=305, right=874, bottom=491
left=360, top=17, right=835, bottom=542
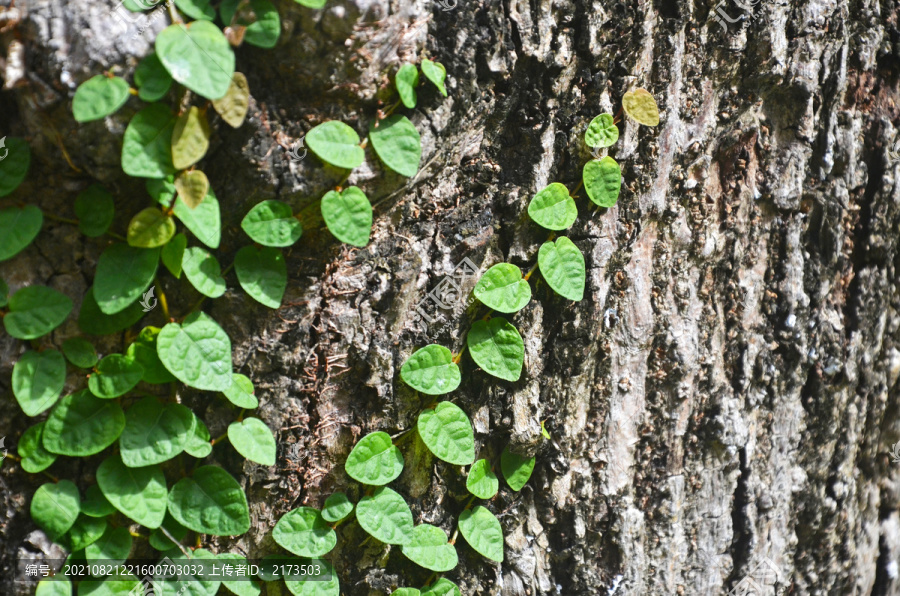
left=474, top=263, right=531, bottom=313
left=345, top=431, right=404, bottom=485
left=65, top=513, right=107, bottom=553
left=369, top=114, right=421, bottom=177
left=174, top=0, right=215, bottom=20
left=228, top=417, right=276, bottom=466
left=220, top=0, right=281, bottom=48
left=273, top=507, right=337, bottom=557
left=395, top=63, right=418, bottom=108
left=501, top=446, right=535, bottom=491
left=168, top=466, right=250, bottom=535
left=121, top=396, right=193, bottom=467
left=173, top=189, right=221, bottom=248
left=320, top=186, right=372, bottom=247
left=78, top=286, right=146, bottom=336
left=400, top=344, right=461, bottom=395
left=421, top=579, right=461, bottom=596
left=122, top=104, right=177, bottom=179
left=171, top=106, right=211, bottom=170
left=466, top=459, right=499, bottom=499
left=73, top=75, right=130, bottom=122
left=356, top=487, right=415, bottom=545
left=13, top=349, right=66, bottom=416
left=157, top=311, right=233, bottom=391
left=402, top=524, right=458, bottom=572
left=222, top=373, right=259, bottom=408
left=583, top=156, right=621, bottom=208
left=0, top=204, right=42, bottom=261
left=283, top=559, right=339, bottom=596
left=585, top=113, right=619, bottom=148
left=212, top=73, right=250, bottom=128
left=18, top=422, right=58, bottom=473
left=134, top=52, right=173, bottom=102
left=458, top=505, right=504, bottom=562
left=527, top=183, right=577, bottom=230
left=184, top=412, right=213, bottom=458
left=42, top=390, right=126, bottom=456
left=150, top=548, right=220, bottom=595
left=77, top=575, right=141, bottom=595
left=88, top=354, right=144, bottom=398
left=31, top=480, right=80, bottom=540
left=156, top=21, right=236, bottom=100
left=182, top=246, right=227, bottom=298
left=321, top=492, right=353, bottom=523
left=421, top=59, right=447, bottom=96
left=161, top=233, right=187, bottom=278
left=4, top=285, right=73, bottom=340
left=75, top=185, right=115, bottom=238
left=467, top=318, right=525, bottom=382
left=305, top=121, right=364, bottom=170
left=81, top=484, right=116, bottom=518
left=127, top=326, right=177, bottom=384
left=85, top=525, right=133, bottom=563
left=127, top=208, right=176, bottom=249
left=0, top=136, right=30, bottom=197
left=174, top=169, right=210, bottom=209
left=417, top=401, right=475, bottom=465
left=217, top=553, right=262, bottom=596
left=234, top=245, right=286, bottom=308
left=94, top=244, right=160, bottom=315
left=62, top=337, right=98, bottom=369
left=538, top=237, right=585, bottom=301
left=241, top=200, right=302, bottom=246
left=623, top=88, right=660, bottom=126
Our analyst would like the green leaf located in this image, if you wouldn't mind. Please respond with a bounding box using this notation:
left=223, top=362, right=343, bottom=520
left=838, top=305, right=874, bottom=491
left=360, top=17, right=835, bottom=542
left=392, top=590, right=421, bottom=596
left=156, top=21, right=236, bottom=100
left=395, top=63, right=418, bottom=108
left=622, top=88, right=660, bottom=126
left=399, top=344, right=460, bottom=395
left=585, top=113, right=619, bottom=148
left=157, top=311, right=233, bottom=391
left=172, top=106, right=211, bottom=170
left=219, top=0, right=281, bottom=48
left=77, top=575, right=140, bottom=596
left=305, top=121, right=364, bottom=170
left=121, top=396, right=193, bottom=467
left=65, top=514, right=107, bottom=552
left=167, top=465, right=251, bottom=535
left=458, top=505, right=504, bottom=562
left=345, top=431, right=404, bottom=485
left=417, top=401, right=475, bottom=465
left=0, top=204, right=42, bottom=260
left=37, top=577, right=71, bottom=596
left=421, top=579, right=461, bottom=596
left=173, top=189, right=221, bottom=248
left=401, top=524, right=458, bottom=572
left=501, top=446, right=535, bottom=491
left=466, top=459, right=498, bottom=499
left=182, top=246, right=227, bottom=298
left=0, top=136, right=30, bottom=196
left=474, top=263, right=532, bottom=313
left=42, top=390, right=126, bottom=456
left=537, top=236, right=585, bottom=301
left=356, top=487, right=414, bottom=545
left=284, top=559, right=339, bottom=596
left=222, top=373, right=259, bottom=408
left=184, top=412, right=213, bottom=458
left=421, top=59, right=447, bottom=96
left=18, top=422, right=58, bottom=473
left=467, top=318, right=524, bottom=382
left=174, top=169, right=210, bottom=209
left=88, top=354, right=144, bottom=398
left=85, top=526, right=133, bottom=563
left=0, top=276, right=7, bottom=307
left=13, top=349, right=66, bottom=416
left=149, top=513, right=189, bottom=551
left=227, top=417, right=276, bottom=466
left=121, top=104, right=177, bottom=179
left=273, top=507, right=337, bottom=557
left=62, top=337, right=99, bottom=368
left=74, top=185, right=115, bottom=237
left=72, top=75, right=129, bottom=123
left=93, top=244, right=160, bottom=314
left=4, top=285, right=73, bottom=340
left=147, top=175, right=177, bottom=206
left=126, top=326, right=178, bottom=384
left=97, top=454, right=167, bottom=528
left=217, top=553, right=262, bottom=596
left=153, top=548, right=221, bottom=596
left=78, top=286, right=146, bottom=336
left=240, top=200, right=302, bottom=247
left=81, top=484, right=116, bottom=518
left=583, top=156, right=621, bottom=208
left=175, top=0, right=215, bottom=20
left=527, top=182, right=577, bottom=230
left=320, top=186, right=372, bottom=247
left=541, top=420, right=551, bottom=440
left=321, top=492, right=353, bottom=523
left=369, top=114, right=421, bottom=177
left=135, top=52, right=173, bottom=102
left=31, top=480, right=80, bottom=540
left=234, top=245, right=286, bottom=308
left=293, top=0, right=327, bottom=7
left=212, top=72, right=250, bottom=128
left=161, top=233, right=188, bottom=278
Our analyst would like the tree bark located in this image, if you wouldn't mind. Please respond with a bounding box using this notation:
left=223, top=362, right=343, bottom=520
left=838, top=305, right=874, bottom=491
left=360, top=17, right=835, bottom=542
left=2, top=0, right=899, bottom=594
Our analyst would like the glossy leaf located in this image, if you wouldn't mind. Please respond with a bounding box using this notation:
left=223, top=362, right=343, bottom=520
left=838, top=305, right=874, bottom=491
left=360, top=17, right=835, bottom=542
left=77, top=575, right=140, bottom=596
left=65, top=514, right=107, bottom=552
left=345, top=431, right=404, bottom=485
left=4, top=285, right=73, bottom=340
left=399, top=344, right=460, bottom=395
left=174, top=0, right=215, bottom=20
left=417, top=401, right=475, bottom=465
left=217, top=553, right=261, bottom=596
left=583, top=156, right=621, bottom=208
left=184, top=413, right=213, bottom=458
left=395, top=63, right=418, bottom=108
left=369, top=114, right=421, bottom=177
left=173, top=189, right=221, bottom=248
left=73, top=75, right=130, bottom=122
left=466, top=318, right=525, bottom=382
left=31, top=480, right=80, bottom=540
left=284, top=559, right=339, bottom=596
left=240, top=200, right=302, bottom=246
left=356, top=487, right=415, bottom=545
left=321, top=492, right=353, bottom=523
left=18, top=422, right=58, bottom=473
left=305, top=121, right=364, bottom=170
left=62, top=337, right=98, bottom=369
left=93, top=244, right=160, bottom=315
left=273, top=507, right=337, bottom=557
left=421, top=579, right=461, bottom=596
left=0, top=204, right=42, bottom=260
left=501, top=446, right=535, bottom=491
left=167, top=465, right=251, bottom=535
left=157, top=311, right=233, bottom=391
left=85, top=526, right=133, bottom=563
left=320, top=186, right=372, bottom=247
left=121, top=396, right=193, bottom=467
left=182, top=246, right=227, bottom=298
left=234, top=245, right=286, bottom=308
left=13, top=349, right=66, bottom=416
left=161, top=232, right=188, bottom=278
left=585, top=113, right=619, bottom=148
left=149, top=548, right=220, bottom=596
left=222, top=373, right=259, bottom=408
left=421, top=59, right=447, bottom=96
left=134, top=52, right=173, bottom=102
left=126, top=326, right=177, bottom=384
left=622, top=87, right=660, bottom=126
left=527, top=182, right=577, bottom=230
left=156, top=21, right=236, bottom=100
left=36, top=577, right=71, bottom=596
left=121, top=104, right=177, bottom=178
left=474, top=263, right=531, bottom=313
left=88, top=354, right=144, bottom=398
left=174, top=169, right=210, bottom=210
left=537, top=237, right=585, bottom=301
left=458, top=505, right=504, bottom=562
left=78, top=287, right=145, bottom=336
left=81, top=484, right=116, bottom=518
left=228, top=417, right=276, bottom=466
left=401, top=524, right=458, bottom=572
left=74, top=185, right=115, bottom=237
left=43, top=390, right=126, bottom=456
left=466, top=459, right=499, bottom=499
left=212, top=72, right=250, bottom=128
left=127, top=208, right=175, bottom=249
left=220, top=0, right=280, bottom=48
left=0, top=136, right=30, bottom=196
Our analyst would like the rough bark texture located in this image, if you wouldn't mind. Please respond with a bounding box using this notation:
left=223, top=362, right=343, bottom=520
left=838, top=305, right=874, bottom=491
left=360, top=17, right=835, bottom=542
left=2, top=0, right=900, bottom=594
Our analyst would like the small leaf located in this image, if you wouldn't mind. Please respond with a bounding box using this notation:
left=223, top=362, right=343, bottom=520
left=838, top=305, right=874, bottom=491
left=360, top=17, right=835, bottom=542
left=0, top=204, right=42, bottom=260
left=184, top=412, right=213, bottom=458
left=127, top=207, right=176, bottom=248
left=241, top=200, right=302, bottom=246
left=369, top=114, right=421, bottom=177
left=585, top=113, right=619, bottom=148
left=501, top=446, right=535, bottom=491
left=356, top=487, right=415, bottom=545
left=121, top=396, right=193, bottom=467
left=18, top=422, right=58, bottom=473
left=273, top=507, right=337, bottom=557
left=293, top=0, right=327, bottom=7
left=151, top=549, right=220, bottom=595
left=134, top=52, right=173, bottom=102
left=321, top=492, right=353, bottom=523
left=174, top=0, right=215, bottom=20
left=62, top=338, right=98, bottom=369
left=42, top=390, right=126, bottom=456
left=345, top=431, right=404, bottom=486
left=78, top=574, right=140, bottom=595
left=3, top=285, right=73, bottom=340
left=417, top=402, right=475, bottom=465
left=305, top=121, right=364, bottom=170
left=622, top=87, right=660, bottom=126
left=65, top=514, right=107, bottom=552
left=228, top=417, right=276, bottom=466
left=88, top=354, right=144, bottom=399
left=400, top=344, right=461, bottom=395
left=157, top=311, right=233, bottom=392
left=474, top=263, right=532, bottom=313
left=466, top=459, right=499, bottom=499
left=37, top=577, right=71, bottom=596
left=392, top=590, right=421, bottom=596
left=13, top=349, right=66, bottom=416
left=72, top=75, right=130, bottom=122
left=395, top=63, right=418, bottom=109
left=421, top=579, right=461, bottom=596
left=320, top=186, right=372, bottom=247
left=156, top=21, right=236, bottom=100
left=161, top=232, right=188, bottom=278
left=171, top=106, right=211, bottom=170
left=31, top=480, right=80, bottom=540
left=458, top=505, right=504, bottom=562
left=583, top=156, right=621, bottom=208
left=85, top=525, right=133, bottom=563
left=147, top=175, right=177, bottom=206
left=212, top=72, right=250, bottom=128
left=81, top=484, right=116, bottom=518
left=283, top=559, right=339, bottom=596
left=527, top=182, right=577, bottom=230
left=234, top=245, right=286, bottom=308
left=421, top=59, right=447, bottom=96
left=222, top=374, right=259, bottom=408
left=74, top=185, right=115, bottom=237
left=173, top=188, right=221, bottom=248
left=121, top=104, right=177, bottom=179
left=537, top=237, right=585, bottom=301
left=466, top=318, right=525, bottom=382
left=401, top=524, right=458, bottom=572
left=93, top=243, right=160, bottom=315
left=218, top=553, right=262, bottom=596
left=0, top=136, right=30, bottom=197
left=174, top=169, right=210, bottom=209
left=541, top=420, right=551, bottom=440
left=182, top=246, right=227, bottom=298
left=219, top=0, right=281, bottom=48
left=78, top=286, right=146, bottom=336
left=167, top=465, right=251, bottom=535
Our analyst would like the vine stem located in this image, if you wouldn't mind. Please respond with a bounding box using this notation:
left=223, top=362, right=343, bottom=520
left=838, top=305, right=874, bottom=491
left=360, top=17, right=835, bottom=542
left=451, top=344, right=467, bottom=364
left=155, top=276, right=171, bottom=321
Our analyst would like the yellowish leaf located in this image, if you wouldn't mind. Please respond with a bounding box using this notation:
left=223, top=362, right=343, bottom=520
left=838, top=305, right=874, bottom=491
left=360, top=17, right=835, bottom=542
left=174, top=170, right=210, bottom=210
left=212, top=72, right=250, bottom=128
left=171, top=106, right=210, bottom=170
left=622, top=88, right=660, bottom=127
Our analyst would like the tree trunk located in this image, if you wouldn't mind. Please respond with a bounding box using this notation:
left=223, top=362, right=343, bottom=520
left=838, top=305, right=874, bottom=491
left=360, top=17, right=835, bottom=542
left=2, top=0, right=899, bottom=594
